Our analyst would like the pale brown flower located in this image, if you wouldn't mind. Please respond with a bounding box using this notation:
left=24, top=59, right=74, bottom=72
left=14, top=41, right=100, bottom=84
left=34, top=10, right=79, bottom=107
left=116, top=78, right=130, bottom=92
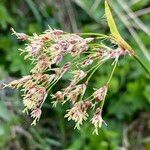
left=31, top=108, right=42, bottom=125
left=23, top=86, right=47, bottom=111
left=51, top=91, right=64, bottom=106
left=6, top=75, right=31, bottom=89
left=11, top=28, right=28, bottom=41
left=71, top=70, right=87, bottom=83
left=8, top=27, right=125, bottom=131
left=65, top=101, right=89, bottom=129
left=30, top=55, right=50, bottom=73
left=81, top=59, right=93, bottom=68
left=93, top=85, right=108, bottom=101
left=25, top=40, right=44, bottom=57
left=66, top=84, right=86, bottom=103
left=91, top=108, right=106, bottom=135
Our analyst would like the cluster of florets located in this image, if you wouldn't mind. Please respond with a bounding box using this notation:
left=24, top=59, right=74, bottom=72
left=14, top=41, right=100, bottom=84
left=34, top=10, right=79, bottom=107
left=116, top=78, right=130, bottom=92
left=5, top=27, right=129, bottom=134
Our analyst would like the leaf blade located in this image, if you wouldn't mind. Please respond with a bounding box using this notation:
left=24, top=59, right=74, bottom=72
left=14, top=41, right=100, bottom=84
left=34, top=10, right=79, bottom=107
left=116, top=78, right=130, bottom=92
left=105, top=0, right=121, bottom=38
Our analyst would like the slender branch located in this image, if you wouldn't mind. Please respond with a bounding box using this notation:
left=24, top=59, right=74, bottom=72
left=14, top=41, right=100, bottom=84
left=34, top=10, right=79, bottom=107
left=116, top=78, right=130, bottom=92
left=107, top=59, right=118, bottom=85
left=99, top=91, right=107, bottom=110
left=77, top=32, right=109, bottom=38
left=86, top=61, right=104, bottom=82
left=81, top=61, right=105, bottom=102
left=100, top=59, right=118, bottom=109
left=133, top=55, right=150, bottom=78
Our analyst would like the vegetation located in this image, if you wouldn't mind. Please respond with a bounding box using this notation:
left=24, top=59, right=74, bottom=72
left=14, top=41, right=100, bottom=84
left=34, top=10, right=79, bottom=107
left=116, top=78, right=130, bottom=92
left=0, top=0, right=150, bottom=149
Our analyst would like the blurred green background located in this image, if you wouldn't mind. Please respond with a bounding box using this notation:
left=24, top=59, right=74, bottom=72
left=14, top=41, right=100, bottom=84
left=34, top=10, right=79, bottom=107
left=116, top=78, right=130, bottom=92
left=0, top=0, right=150, bottom=149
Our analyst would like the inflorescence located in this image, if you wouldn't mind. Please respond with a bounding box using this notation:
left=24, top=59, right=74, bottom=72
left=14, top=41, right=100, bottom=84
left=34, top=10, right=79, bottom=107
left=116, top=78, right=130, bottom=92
left=4, top=27, right=129, bottom=134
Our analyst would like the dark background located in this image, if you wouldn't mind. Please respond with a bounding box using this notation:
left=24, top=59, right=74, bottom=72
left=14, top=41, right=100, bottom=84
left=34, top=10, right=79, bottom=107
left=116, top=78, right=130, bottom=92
left=0, top=0, right=150, bottom=149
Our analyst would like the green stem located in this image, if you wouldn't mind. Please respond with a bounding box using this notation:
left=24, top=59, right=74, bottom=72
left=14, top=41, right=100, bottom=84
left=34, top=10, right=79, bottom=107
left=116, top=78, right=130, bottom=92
left=100, top=59, right=118, bottom=109
left=133, top=55, right=150, bottom=78
left=99, top=91, right=107, bottom=110
left=79, top=86, right=86, bottom=101
left=107, top=59, right=118, bottom=85
left=86, top=61, right=104, bottom=82
left=78, top=33, right=109, bottom=38
left=79, top=62, right=104, bottom=101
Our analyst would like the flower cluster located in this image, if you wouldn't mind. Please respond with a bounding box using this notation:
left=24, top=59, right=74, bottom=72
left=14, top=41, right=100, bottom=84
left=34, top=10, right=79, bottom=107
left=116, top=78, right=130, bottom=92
left=91, top=108, right=107, bottom=135
left=7, top=74, right=48, bottom=125
left=5, top=27, right=129, bottom=134
left=65, top=101, right=92, bottom=129
left=93, top=85, right=108, bottom=101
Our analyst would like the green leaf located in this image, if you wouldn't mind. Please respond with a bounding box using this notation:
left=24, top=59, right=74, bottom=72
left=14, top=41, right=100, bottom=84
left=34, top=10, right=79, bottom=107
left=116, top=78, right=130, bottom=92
left=105, top=0, right=121, bottom=38
left=105, top=0, right=135, bottom=55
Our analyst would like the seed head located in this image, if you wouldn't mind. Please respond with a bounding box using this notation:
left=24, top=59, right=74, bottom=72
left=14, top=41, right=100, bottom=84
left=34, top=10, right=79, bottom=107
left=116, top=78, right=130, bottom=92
left=31, top=108, right=42, bottom=125
left=11, top=28, right=28, bottom=41
left=93, top=85, right=108, bottom=101
left=51, top=91, right=64, bottom=106
left=65, top=101, right=89, bottom=130
left=91, top=108, right=106, bottom=135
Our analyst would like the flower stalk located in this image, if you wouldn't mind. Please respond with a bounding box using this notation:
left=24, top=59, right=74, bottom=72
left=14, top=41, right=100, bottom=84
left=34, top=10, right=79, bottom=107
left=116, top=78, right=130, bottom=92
left=133, top=54, right=150, bottom=78
left=4, top=0, right=149, bottom=135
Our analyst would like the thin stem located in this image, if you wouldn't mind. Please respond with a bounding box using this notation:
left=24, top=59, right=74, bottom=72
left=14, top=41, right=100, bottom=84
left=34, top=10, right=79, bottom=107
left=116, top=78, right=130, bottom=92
left=133, top=55, right=150, bottom=78
left=79, top=86, right=86, bottom=101
left=99, top=91, right=107, bottom=109
left=86, top=61, right=104, bottom=82
left=85, top=94, right=94, bottom=101
left=81, top=61, right=105, bottom=102
left=107, top=59, right=118, bottom=85
left=89, top=43, right=102, bottom=46
left=78, top=33, right=109, bottom=39
left=47, top=76, right=61, bottom=92
left=72, top=55, right=90, bottom=66
left=100, top=59, right=118, bottom=109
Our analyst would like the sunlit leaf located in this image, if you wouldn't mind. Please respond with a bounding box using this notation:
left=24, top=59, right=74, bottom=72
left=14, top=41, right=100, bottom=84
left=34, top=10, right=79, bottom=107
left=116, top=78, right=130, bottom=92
left=105, top=0, right=121, bottom=38
left=105, top=0, right=134, bottom=54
